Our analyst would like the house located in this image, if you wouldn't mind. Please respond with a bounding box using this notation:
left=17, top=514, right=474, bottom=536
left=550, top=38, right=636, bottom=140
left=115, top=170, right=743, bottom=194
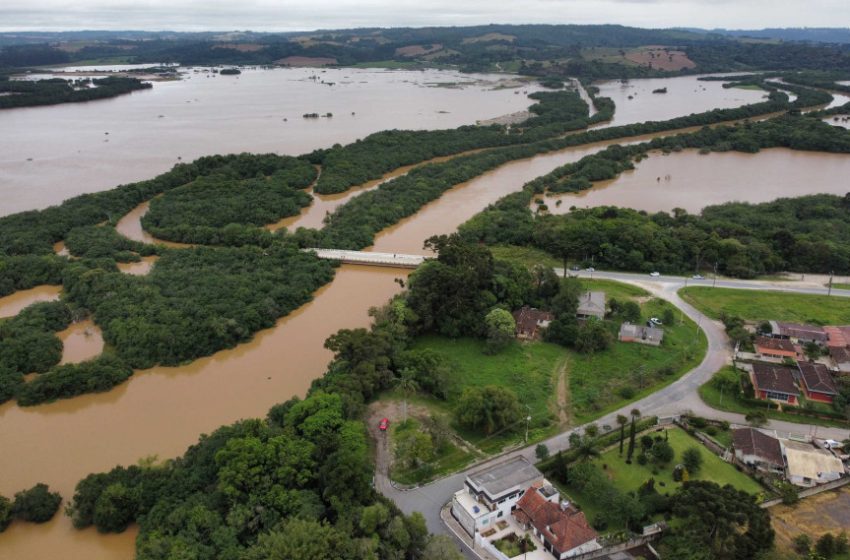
left=618, top=322, right=664, bottom=346
left=754, top=336, right=799, bottom=360
left=750, top=363, right=800, bottom=406
left=829, top=345, right=850, bottom=373
left=823, top=326, right=850, bottom=348
left=513, top=306, right=554, bottom=341
left=576, top=291, right=606, bottom=321
left=512, top=484, right=601, bottom=559
left=769, top=321, right=828, bottom=346
left=451, top=456, right=544, bottom=537
left=782, top=439, right=846, bottom=487
left=732, top=428, right=784, bottom=474
left=795, top=362, right=839, bottom=404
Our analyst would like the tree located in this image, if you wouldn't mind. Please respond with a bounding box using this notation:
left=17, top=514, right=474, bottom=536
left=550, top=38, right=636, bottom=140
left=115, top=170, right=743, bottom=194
left=804, top=341, right=823, bottom=362
left=535, top=443, right=550, bottom=461
left=626, top=417, right=637, bottom=463
left=816, top=533, right=836, bottom=558
left=662, top=307, right=676, bottom=326
left=575, top=318, right=612, bottom=354
left=682, top=447, right=703, bottom=474
left=792, top=534, right=812, bottom=554
left=455, top=385, right=524, bottom=435
left=394, top=368, right=419, bottom=423
left=585, top=423, right=599, bottom=438
left=745, top=410, right=768, bottom=428
left=243, top=518, right=354, bottom=560
left=394, top=429, right=434, bottom=469
left=574, top=435, right=601, bottom=463
left=650, top=440, right=674, bottom=465
left=422, top=535, right=464, bottom=560
left=92, top=482, right=139, bottom=533
left=0, top=495, right=11, bottom=532
left=777, top=481, right=799, bottom=505
left=10, top=483, right=62, bottom=523
left=616, top=414, right=628, bottom=455
left=484, top=308, right=515, bottom=354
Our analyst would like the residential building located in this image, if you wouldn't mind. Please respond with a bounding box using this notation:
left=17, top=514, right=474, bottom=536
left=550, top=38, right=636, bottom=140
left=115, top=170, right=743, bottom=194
left=769, top=321, right=828, bottom=346
left=795, top=361, right=839, bottom=404
left=823, top=326, right=850, bottom=348
left=782, top=440, right=846, bottom=487
left=513, top=306, right=554, bottom=341
left=754, top=336, right=799, bottom=360
left=750, top=363, right=800, bottom=406
left=618, top=322, right=664, bottom=346
left=576, top=291, right=606, bottom=321
left=829, top=345, right=850, bottom=373
left=512, top=484, right=601, bottom=559
left=451, top=456, right=544, bottom=537
left=732, top=428, right=784, bottom=474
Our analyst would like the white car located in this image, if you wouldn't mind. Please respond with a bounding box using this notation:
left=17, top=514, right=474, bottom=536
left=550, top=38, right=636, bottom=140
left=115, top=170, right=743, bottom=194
left=649, top=271, right=660, bottom=277
left=649, top=317, right=663, bottom=326
left=692, top=274, right=705, bottom=280
left=586, top=267, right=595, bottom=272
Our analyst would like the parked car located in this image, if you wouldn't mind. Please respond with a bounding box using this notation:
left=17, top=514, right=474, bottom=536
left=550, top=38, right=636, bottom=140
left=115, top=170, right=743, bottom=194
left=692, top=274, right=705, bottom=280
left=379, top=418, right=390, bottom=431
left=586, top=267, right=595, bottom=272
left=649, top=271, right=660, bottom=277
left=648, top=317, right=663, bottom=326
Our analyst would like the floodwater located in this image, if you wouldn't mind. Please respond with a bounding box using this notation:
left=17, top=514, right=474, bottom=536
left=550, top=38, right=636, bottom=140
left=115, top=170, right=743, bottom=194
left=825, top=116, right=850, bottom=130
left=546, top=148, right=850, bottom=214
left=116, top=256, right=159, bottom=276
left=0, top=66, right=541, bottom=216
left=594, top=75, right=765, bottom=128
left=0, top=285, right=62, bottom=318
left=113, top=201, right=190, bottom=248
left=58, top=320, right=105, bottom=365
left=0, top=264, right=407, bottom=560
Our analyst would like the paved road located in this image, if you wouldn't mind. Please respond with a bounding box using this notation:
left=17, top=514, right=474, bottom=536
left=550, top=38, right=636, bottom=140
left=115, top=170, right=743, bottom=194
left=376, top=270, right=850, bottom=541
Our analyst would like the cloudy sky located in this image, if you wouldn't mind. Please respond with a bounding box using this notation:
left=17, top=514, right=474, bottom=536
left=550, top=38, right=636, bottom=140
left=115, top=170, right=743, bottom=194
left=1, top=0, right=848, bottom=32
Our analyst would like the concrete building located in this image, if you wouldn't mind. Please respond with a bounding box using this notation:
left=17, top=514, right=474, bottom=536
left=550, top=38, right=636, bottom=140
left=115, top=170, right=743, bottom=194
left=576, top=291, right=606, bottom=321
left=618, top=322, right=664, bottom=346
left=451, top=456, right=545, bottom=537
left=782, top=439, right=846, bottom=487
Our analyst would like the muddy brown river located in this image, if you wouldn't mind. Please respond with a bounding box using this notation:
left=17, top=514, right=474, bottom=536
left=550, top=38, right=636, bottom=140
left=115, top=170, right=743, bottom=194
left=546, top=148, right=850, bottom=214
left=0, top=71, right=842, bottom=559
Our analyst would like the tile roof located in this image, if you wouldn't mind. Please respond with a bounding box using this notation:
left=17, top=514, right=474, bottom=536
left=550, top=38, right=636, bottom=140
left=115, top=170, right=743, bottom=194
left=797, top=361, right=838, bottom=395
left=830, top=345, right=850, bottom=364
left=513, top=487, right=598, bottom=555
left=775, top=322, right=828, bottom=342
left=512, top=306, right=553, bottom=337
left=732, top=428, right=784, bottom=467
left=824, top=326, right=850, bottom=348
left=577, top=291, right=606, bottom=317
left=751, top=363, right=800, bottom=396
left=755, top=336, right=797, bottom=353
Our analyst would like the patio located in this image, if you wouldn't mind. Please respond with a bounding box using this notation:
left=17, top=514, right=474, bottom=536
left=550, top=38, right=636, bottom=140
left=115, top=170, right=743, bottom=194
left=481, top=514, right=554, bottom=560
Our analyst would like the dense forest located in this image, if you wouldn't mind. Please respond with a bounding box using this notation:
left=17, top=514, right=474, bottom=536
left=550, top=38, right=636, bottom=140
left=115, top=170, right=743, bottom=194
left=0, top=76, right=151, bottom=109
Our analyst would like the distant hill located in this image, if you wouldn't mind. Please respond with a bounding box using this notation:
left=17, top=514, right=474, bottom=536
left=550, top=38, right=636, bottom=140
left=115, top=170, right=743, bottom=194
left=694, top=27, right=850, bottom=44
left=2, top=24, right=849, bottom=79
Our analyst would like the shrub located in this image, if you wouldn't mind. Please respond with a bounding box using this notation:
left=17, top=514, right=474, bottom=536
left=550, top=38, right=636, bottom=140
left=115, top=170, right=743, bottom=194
left=11, top=483, right=61, bottom=523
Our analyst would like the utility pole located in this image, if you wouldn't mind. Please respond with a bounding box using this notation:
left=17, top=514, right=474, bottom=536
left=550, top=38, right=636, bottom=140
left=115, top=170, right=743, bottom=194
left=712, top=261, right=718, bottom=288
left=828, top=270, right=834, bottom=296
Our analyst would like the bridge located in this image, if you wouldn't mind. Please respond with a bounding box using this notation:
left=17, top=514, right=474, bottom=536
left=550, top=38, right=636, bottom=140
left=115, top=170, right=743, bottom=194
left=304, top=248, right=432, bottom=269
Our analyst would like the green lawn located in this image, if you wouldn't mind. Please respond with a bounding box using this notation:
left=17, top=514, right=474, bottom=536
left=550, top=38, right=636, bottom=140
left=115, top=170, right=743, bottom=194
left=411, top=336, right=566, bottom=452
left=700, top=367, right=849, bottom=428
left=490, top=245, right=560, bottom=269
left=594, top=427, right=763, bottom=496
left=680, top=287, right=850, bottom=324
left=570, top=296, right=707, bottom=422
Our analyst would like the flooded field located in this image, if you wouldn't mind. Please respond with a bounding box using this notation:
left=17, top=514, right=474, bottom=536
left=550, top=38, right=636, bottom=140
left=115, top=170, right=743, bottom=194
left=0, top=285, right=62, bottom=318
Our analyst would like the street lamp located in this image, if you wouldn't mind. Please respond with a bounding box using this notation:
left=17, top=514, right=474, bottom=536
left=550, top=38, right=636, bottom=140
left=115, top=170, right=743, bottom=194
left=525, top=405, right=532, bottom=444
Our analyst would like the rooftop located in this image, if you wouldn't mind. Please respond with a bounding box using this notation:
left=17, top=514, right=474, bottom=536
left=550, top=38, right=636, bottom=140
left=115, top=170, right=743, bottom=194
left=732, top=428, right=784, bottom=467
left=514, top=486, right=598, bottom=554
left=830, top=345, right=850, bottom=364
left=797, top=361, right=838, bottom=395
left=774, top=322, right=828, bottom=342
left=512, top=306, right=554, bottom=335
left=467, top=456, right=543, bottom=498
left=755, top=336, right=796, bottom=353
left=577, top=291, right=606, bottom=316
left=752, top=363, right=800, bottom=396
left=783, top=440, right=845, bottom=480
left=619, top=322, right=664, bottom=341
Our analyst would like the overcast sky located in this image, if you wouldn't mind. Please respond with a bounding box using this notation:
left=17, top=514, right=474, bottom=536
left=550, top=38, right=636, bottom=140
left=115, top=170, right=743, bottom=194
left=1, top=0, right=848, bottom=33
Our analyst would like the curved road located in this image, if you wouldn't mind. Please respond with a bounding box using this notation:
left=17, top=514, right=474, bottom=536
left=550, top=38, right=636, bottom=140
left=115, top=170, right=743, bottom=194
left=377, top=270, right=850, bottom=543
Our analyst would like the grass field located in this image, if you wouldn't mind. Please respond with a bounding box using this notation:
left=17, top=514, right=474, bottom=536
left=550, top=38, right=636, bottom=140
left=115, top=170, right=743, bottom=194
left=389, top=417, right=475, bottom=485
left=490, top=245, right=561, bottom=269
left=570, top=295, right=707, bottom=422
left=596, top=427, right=763, bottom=495
left=771, top=487, right=850, bottom=556
left=680, top=287, right=850, bottom=325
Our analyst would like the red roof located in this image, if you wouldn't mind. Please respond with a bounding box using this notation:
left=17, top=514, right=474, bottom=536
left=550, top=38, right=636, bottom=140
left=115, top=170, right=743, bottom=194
left=513, top=487, right=598, bottom=555
left=797, top=361, right=838, bottom=395
left=755, top=336, right=797, bottom=354
left=751, top=363, right=800, bottom=396
left=512, top=306, right=553, bottom=337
